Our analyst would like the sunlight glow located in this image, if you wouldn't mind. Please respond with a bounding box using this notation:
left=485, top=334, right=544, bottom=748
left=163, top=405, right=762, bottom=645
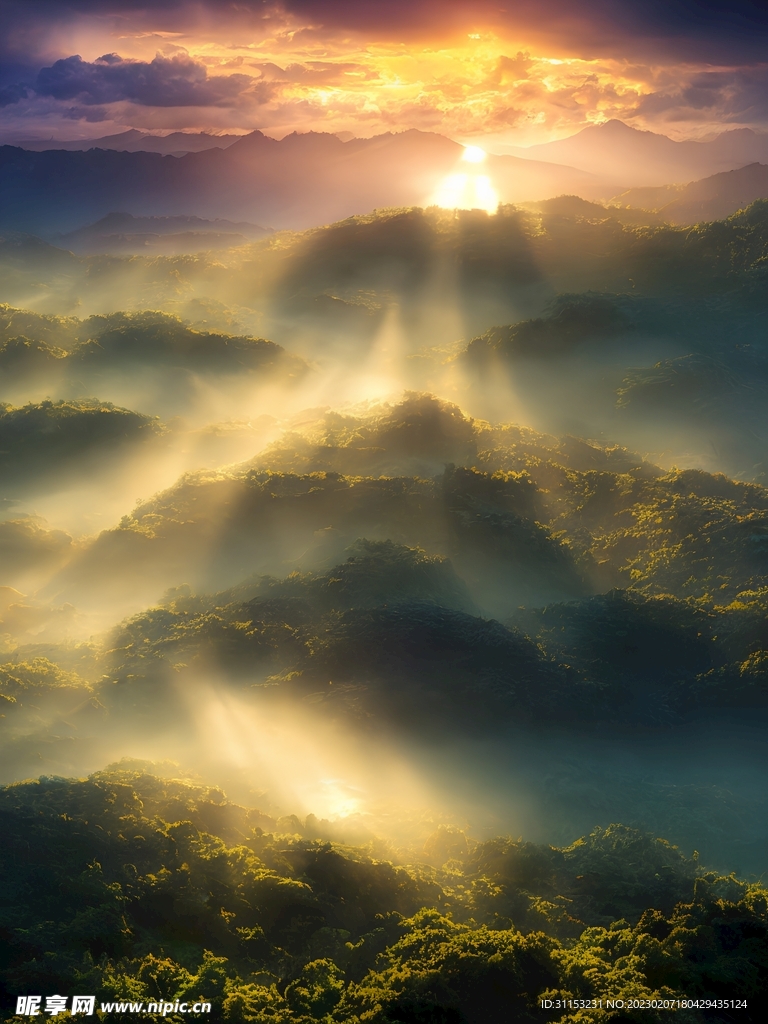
left=174, top=680, right=432, bottom=828
left=462, top=145, right=487, bottom=163
left=430, top=172, right=498, bottom=214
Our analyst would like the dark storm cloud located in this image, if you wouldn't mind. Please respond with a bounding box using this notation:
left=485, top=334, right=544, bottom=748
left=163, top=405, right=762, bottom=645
left=34, top=53, right=257, bottom=108
left=281, top=0, right=768, bottom=62
left=634, top=65, right=768, bottom=123
left=1, top=1, right=767, bottom=64
left=0, top=84, right=28, bottom=107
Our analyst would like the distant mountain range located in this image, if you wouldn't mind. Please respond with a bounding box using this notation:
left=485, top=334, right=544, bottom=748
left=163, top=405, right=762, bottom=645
left=610, top=162, right=768, bottom=224
left=17, top=121, right=768, bottom=187
left=509, top=120, right=768, bottom=187
left=0, top=129, right=599, bottom=234
left=3, top=122, right=768, bottom=236
left=53, top=212, right=272, bottom=254
left=6, top=129, right=245, bottom=156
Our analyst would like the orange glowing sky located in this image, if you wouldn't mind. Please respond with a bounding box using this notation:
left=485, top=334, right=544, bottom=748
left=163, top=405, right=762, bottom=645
left=1, top=1, right=767, bottom=145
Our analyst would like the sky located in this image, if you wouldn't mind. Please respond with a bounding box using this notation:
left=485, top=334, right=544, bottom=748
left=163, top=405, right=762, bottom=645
left=1, top=0, right=768, bottom=146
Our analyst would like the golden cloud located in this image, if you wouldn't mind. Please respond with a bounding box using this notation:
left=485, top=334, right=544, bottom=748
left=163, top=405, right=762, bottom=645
left=3, top=7, right=766, bottom=143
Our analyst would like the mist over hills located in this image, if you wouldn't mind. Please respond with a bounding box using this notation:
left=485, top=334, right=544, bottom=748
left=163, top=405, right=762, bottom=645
left=4, top=392, right=768, bottom=880
left=611, top=161, right=768, bottom=224
left=54, top=212, right=272, bottom=255
left=3, top=159, right=768, bottom=1017
left=0, top=398, right=162, bottom=494
left=3, top=122, right=768, bottom=245
left=50, top=163, right=768, bottom=260
left=3, top=0, right=768, bottom=1010
left=5, top=201, right=768, bottom=489
left=0, top=129, right=601, bottom=234
left=510, top=119, right=768, bottom=186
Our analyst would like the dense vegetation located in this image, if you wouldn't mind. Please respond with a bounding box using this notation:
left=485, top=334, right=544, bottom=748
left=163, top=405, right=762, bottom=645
left=3, top=200, right=768, bottom=1020
left=23, top=393, right=764, bottom=613
left=4, top=201, right=768, bottom=480
left=2, top=764, right=765, bottom=1023
left=89, top=558, right=768, bottom=732
left=5, top=199, right=768, bottom=344
left=4, top=394, right=768, bottom=744
left=0, top=399, right=161, bottom=489
left=0, top=308, right=303, bottom=385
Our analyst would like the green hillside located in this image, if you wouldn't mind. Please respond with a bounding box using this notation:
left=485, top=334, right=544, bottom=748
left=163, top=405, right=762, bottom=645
left=1, top=765, right=764, bottom=1023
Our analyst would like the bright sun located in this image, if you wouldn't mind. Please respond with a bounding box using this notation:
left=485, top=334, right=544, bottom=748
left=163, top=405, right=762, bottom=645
left=462, top=145, right=487, bottom=163
left=430, top=146, right=498, bottom=213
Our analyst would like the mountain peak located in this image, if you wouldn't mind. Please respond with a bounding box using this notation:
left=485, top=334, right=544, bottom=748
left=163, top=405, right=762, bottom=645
left=228, top=130, right=275, bottom=148
left=713, top=127, right=761, bottom=139
left=587, top=119, right=663, bottom=138
left=595, top=119, right=636, bottom=132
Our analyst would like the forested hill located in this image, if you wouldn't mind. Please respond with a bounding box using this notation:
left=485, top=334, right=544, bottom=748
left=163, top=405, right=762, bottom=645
left=2, top=194, right=768, bottom=1023
left=1, top=763, right=765, bottom=1023
left=36, top=393, right=768, bottom=616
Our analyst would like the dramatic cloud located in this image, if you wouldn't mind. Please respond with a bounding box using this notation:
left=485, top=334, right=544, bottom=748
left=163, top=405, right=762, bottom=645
left=2, top=1, right=768, bottom=62
left=35, top=53, right=258, bottom=108
left=0, top=0, right=767, bottom=142
left=280, top=0, right=768, bottom=62
left=0, top=83, right=28, bottom=108
left=632, top=66, right=768, bottom=125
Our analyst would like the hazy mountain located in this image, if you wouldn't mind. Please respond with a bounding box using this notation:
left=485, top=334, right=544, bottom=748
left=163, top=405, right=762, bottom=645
left=522, top=194, right=664, bottom=226
left=54, top=211, right=272, bottom=254
left=610, top=162, right=768, bottom=224
left=0, top=129, right=599, bottom=234
left=7, top=128, right=244, bottom=156
left=510, top=119, right=768, bottom=186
